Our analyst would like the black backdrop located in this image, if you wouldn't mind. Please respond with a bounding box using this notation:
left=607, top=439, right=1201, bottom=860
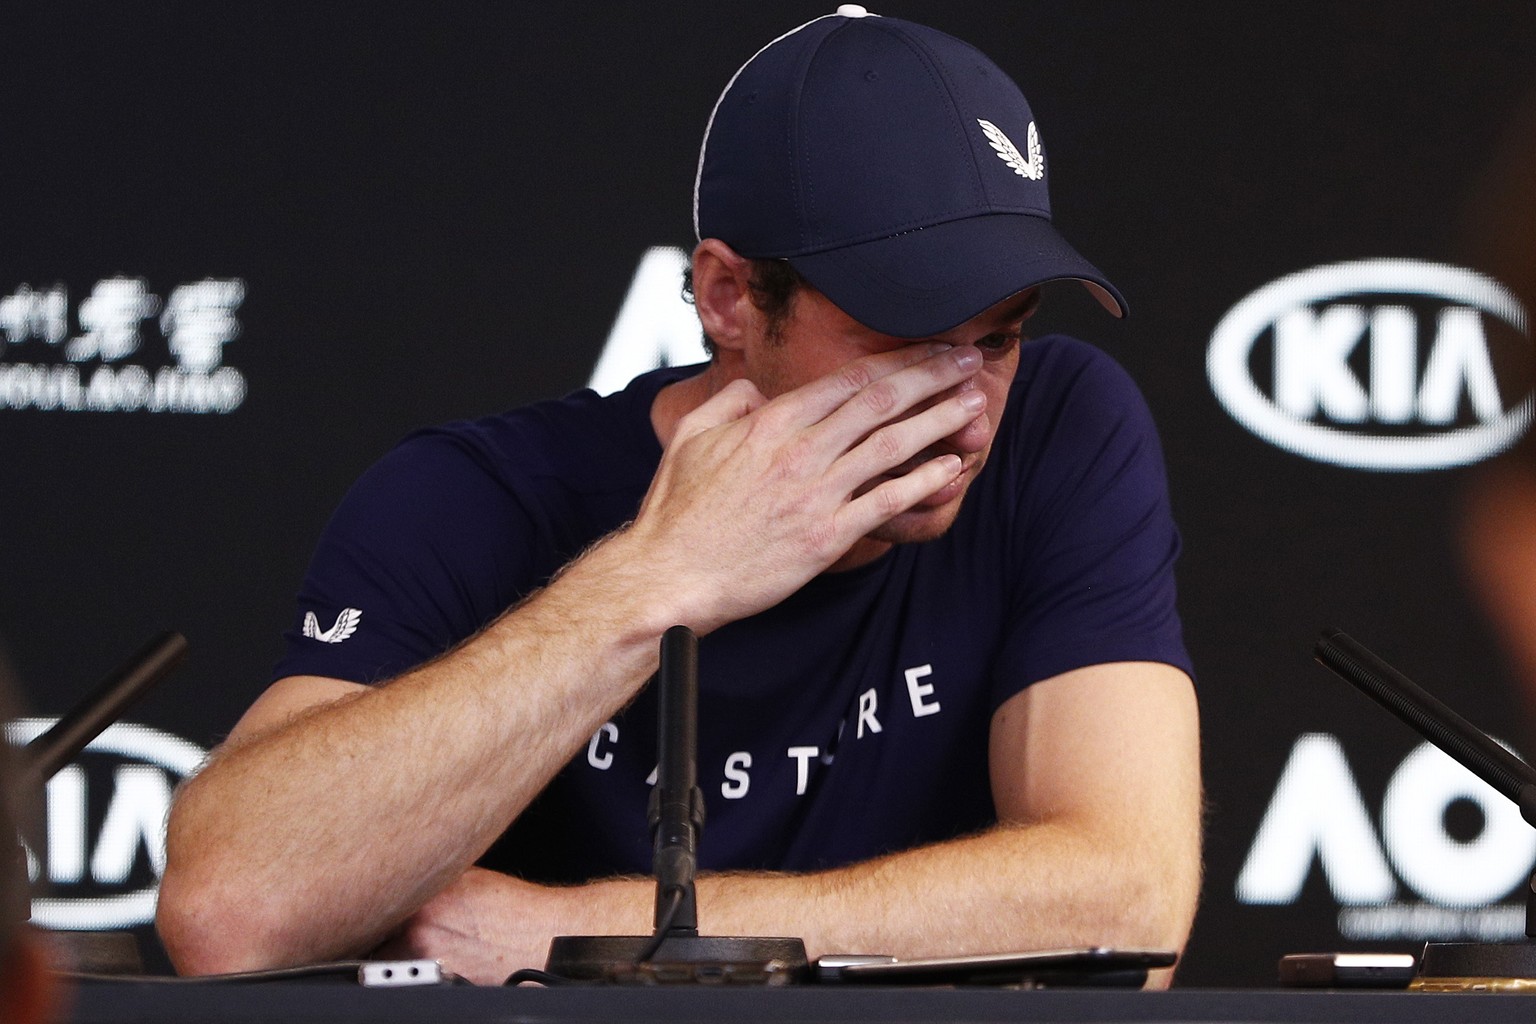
left=4, top=1, right=1535, bottom=986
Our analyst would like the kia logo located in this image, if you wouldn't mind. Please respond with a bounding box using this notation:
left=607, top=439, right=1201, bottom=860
left=1208, top=259, right=1531, bottom=471
left=5, top=718, right=207, bottom=930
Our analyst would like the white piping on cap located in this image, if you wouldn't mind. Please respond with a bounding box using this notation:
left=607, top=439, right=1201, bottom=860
left=691, top=10, right=881, bottom=241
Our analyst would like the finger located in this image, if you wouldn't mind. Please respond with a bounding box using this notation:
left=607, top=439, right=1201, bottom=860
left=840, top=454, right=965, bottom=535
left=768, top=342, right=975, bottom=430
left=804, top=345, right=984, bottom=452
left=672, top=377, right=766, bottom=441
left=827, top=389, right=987, bottom=495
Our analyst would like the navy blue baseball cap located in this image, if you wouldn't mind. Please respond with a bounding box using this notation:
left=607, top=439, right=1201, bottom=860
left=694, top=5, right=1126, bottom=338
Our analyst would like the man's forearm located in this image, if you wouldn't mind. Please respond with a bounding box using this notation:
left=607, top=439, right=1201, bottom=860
left=698, top=824, right=1196, bottom=963
left=672, top=822, right=1191, bottom=963
left=158, top=530, right=682, bottom=974
left=394, top=818, right=1199, bottom=987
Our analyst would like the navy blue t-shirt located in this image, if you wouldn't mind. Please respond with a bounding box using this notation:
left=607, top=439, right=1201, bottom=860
left=272, top=336, right=1191, bottom=881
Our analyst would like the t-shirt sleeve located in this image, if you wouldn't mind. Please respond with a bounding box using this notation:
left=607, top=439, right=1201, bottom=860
left=269, top=430, right=556, bottom=685
left=990, top=341, right=1192, bottom=710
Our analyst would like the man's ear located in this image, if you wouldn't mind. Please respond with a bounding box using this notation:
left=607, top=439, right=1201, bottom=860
left=691, top=239, right=757, bottom=355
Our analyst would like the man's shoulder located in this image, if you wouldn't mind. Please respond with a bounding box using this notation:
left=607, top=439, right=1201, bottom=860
left=387, top=364, right=697, bottom=487
left=1012, top=334, right=1137, bottom=396
left=1003, top=334, right=1157, bottom=443
left=273, top=366, right=702, bottom=687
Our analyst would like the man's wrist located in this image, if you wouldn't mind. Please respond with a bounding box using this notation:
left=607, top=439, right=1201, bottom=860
left=551, top=525, right=718, bottom=641
left=541, top=875, right=653, bottom=945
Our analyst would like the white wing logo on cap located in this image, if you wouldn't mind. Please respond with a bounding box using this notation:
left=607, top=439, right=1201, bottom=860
left=978, top=119, right=1043, bottom=181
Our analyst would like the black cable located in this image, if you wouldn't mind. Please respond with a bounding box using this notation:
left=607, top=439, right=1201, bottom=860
left=503, top=967, right=570, bottom=987
left=635, top=885, right=685, bottom=964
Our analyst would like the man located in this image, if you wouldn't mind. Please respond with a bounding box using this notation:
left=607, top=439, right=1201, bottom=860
left=157, top=8, right=1201, bottom=986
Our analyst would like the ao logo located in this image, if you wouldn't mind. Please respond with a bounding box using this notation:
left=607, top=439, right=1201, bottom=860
left=1208, top=259, right=1531, bottom=471
left=588, top=246, right=706, bottom=396
left=1237, top=733, right=1536, bottom=909
left=4, top=718, right=207, bottom=930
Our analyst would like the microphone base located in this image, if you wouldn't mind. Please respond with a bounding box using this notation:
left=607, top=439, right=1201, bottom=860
left=1418, top=940, right=1536, bottom=980
left=546, top=934, right=809, bottom=985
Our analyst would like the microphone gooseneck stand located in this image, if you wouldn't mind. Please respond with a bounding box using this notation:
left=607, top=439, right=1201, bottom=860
left=8, top=631, right=190, bottom=972
left=1315, top=628, right=1536, bottom=981
left=18, top=631, right=190, bottom=795
left=544, top=625, right=809, bottom=984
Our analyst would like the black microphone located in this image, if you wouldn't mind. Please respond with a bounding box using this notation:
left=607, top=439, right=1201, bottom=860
left=7, top=630, right=188, bottom=956
left=1314, top=628, right=1536, bottom=828
left=19, top=630, right=189, bottom=795
left=1313, top=628, right=1536, bottom=978
left=647, top=625, right=702, bottom=940
left=542, top=626, right=808, bottom=984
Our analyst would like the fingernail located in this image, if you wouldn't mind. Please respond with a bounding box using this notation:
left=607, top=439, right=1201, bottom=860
left=927, top=342, right=954, bottom=355
left=959, top=390, right=986, bottom=411
left=952, top=347, right=982, bottom=370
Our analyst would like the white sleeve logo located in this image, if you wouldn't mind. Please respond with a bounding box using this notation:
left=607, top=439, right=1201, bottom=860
left=303, top=608, right=362, bottom=644
left=977, top=119, right=1043, bottom=181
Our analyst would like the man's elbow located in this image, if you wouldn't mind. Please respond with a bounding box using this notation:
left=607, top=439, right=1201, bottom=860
left=1116, top=844, right=1201, bottom=982
left=1058, top=824, right=1199, bottom=955
left=156, top=846, right=305, bottom=976
left=1119, top=789, right=1204, bottom=957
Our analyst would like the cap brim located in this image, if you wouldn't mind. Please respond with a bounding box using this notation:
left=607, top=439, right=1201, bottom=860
left=786, top=213, right=1126, bottom=338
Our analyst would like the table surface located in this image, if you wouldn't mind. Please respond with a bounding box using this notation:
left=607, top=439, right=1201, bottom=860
left=60, top=982, right=1536, bottom=1024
